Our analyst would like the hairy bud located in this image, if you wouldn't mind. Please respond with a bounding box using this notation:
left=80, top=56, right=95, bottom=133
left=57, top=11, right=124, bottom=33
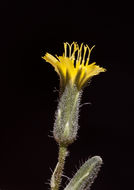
left=53, top=85, right=82, bottom=146
left=64, top=156, right=103, bottom=190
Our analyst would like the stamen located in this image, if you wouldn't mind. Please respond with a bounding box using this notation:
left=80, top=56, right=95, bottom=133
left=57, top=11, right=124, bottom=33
left=71, top=42, right=76, bottom=57
left=90, top=45, right=95, bottom=52
left=71, top=42, right=79, bottom=61
left=86, top=45, right=95, bottom=66
left=64, top=43, right=67, bottom=57
left=70, top=42, right=76, bottom=53
left=64, top=42, right=71, bottom=57
left=67, top=43, right=71, bottom=57
left=81, top=46, right=88, bottom=65
left=77, top=43, right=83, bottom=64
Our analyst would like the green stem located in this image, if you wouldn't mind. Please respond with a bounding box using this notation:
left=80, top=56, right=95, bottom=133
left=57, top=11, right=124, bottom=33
left=51, top=145, right=68, bottom=190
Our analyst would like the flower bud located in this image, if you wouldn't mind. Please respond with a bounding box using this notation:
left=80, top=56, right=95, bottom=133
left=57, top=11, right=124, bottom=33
left=53, top=85, right=82, bottom=146
left=64, top=156, right=103, bottom=190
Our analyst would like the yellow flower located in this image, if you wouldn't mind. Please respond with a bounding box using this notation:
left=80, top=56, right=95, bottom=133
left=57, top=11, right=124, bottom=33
left=42, top=42, right=106, bottom=91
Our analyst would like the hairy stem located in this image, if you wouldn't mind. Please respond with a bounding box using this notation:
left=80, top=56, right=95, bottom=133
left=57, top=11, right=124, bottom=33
left=51, top=145, right=68, bottom=190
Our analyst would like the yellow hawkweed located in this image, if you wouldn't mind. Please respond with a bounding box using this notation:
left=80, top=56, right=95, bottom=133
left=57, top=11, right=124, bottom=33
left=42, top=42, right=106, bottom=91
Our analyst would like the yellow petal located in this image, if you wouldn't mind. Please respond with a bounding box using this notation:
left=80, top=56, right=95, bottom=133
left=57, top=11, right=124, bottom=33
left=42, top=53, right=58, bottom=68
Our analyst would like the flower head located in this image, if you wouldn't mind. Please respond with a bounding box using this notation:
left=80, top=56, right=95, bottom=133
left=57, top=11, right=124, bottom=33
left=42, top=42, right=106, bottom=92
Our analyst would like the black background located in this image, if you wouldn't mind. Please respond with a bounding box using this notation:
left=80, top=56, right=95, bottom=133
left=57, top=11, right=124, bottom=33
left=1, top=1, right=134, bottom=190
